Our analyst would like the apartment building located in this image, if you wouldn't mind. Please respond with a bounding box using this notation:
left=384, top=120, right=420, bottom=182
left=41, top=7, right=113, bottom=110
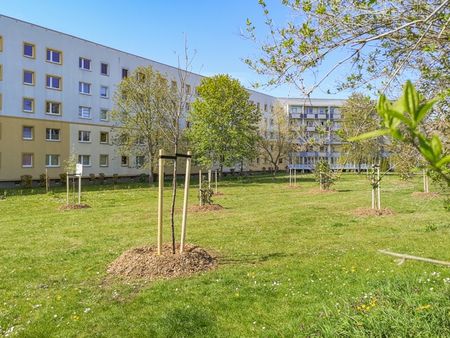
left=0, top=15, right=348, bottom=183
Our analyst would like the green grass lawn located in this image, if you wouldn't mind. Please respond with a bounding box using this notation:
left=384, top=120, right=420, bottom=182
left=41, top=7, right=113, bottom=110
left=0, top=174, right=449, bottom=337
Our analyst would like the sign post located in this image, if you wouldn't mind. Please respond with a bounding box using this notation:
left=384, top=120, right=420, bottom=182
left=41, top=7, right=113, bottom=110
left=75, top=164, right=83, bottom=205
left=180, top=151, right=192, bottom=253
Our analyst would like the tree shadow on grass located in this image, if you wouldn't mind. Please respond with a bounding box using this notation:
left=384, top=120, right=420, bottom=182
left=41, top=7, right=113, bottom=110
left=219, top=252, right=295, bottom=265
left=156, top=306, right=217, bottom=337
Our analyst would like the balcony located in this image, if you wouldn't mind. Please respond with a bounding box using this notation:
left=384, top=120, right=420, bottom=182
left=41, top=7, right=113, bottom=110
left=306, top=114, right=315, bottom=119
left=306, top=126, right=315, bottom=131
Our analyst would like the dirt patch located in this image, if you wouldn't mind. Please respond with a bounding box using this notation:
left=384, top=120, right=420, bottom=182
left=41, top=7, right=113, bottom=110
left=354, top=207, right=394, bottom=216
left=107, top=244, right=216, bottom=282
left=189, top=204, right=224, bottom=212
left=213, top=192, right=225, bottom=196
left=59, top=203, right=91, bottom=211
left=411, top=192, right=440, bottom=198
left=286, top=185, right=301, bottom=189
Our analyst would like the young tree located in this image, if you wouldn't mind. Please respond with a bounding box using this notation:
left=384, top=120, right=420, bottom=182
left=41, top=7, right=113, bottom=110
left=259, top=103, right=299, bottom=175
left=187, top=74, right=261, bottom=174
left=158, top=44, right=194, bottom=254
left=111, top=66, right=172, bottom=183
left=337, top=93, right=385, bottom=171
left=245, top=1, right=449, bottom=97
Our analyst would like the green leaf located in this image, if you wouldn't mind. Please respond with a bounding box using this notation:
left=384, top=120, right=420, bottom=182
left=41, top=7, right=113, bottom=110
left=403, top=80, right=419, bottom=121
left=416, top=96, right=439, bottom=125
left=430, top=135, right=443, bottom=158
left=435, top=155, right=450, bottom=168
left=348, top=129, right=390, bottom=142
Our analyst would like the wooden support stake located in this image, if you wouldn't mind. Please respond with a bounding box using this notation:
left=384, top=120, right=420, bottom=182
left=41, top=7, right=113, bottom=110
left=157, top=149, right=164, bottom=255
left=378, top=249, right=450, bottom=267
left=180, top=151, right=191, bottom=254
left=199, top=169, right=202, bottom=206
left=45, top=169, right=49, bottom=193
left=215, top=170, right=218, bottom=194
left=66, top=172, right=69, bottom=206
left=377, top=166, right=381, bottom=210
left=78, top=175, right=81, bottom=205
left=208, top=169, right=211, bottom=190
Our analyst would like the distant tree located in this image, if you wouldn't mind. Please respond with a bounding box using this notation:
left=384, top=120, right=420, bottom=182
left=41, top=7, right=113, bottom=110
left=337, top=93, right=385, bottom=171
left=111, top=66, right=171, bottom=183
left=259, top=103, right=299, bottom=175
left=245, top=0, right=449, bottom=97
left=188, top=74, right=261, bottom=174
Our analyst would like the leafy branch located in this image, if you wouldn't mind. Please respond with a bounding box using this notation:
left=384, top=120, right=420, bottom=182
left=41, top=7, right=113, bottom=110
left=349, top=81, right=450, bottom=185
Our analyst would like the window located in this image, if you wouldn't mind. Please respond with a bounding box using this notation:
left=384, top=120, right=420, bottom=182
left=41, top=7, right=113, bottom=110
left=100, top=63, right=109, bottom=75
left=257, top=102, right=260, bottom=111
left=22, top=126, right=34, bottom=140
left=22, top=153, right=33, bottom=168
left=79, top=57, right=91, bottom=70
left=46, top=128, right=60, bottom=141
left=122, top=68, right=128, bottom=79
left=264, top=104, right=268, bottom=112
left=23, top=70, right=35, bottom=85
left=45, top=154, right=60, bottom=167
left=23, top=43, right=35, bottom=58
left=100, top=131, right=109, bottom=144
left=46, top=48, right=62, bottom=64
left=136, top=156, right=145, bottom=168
left=171, top=81, right=177, bottom=89
left=79, top=82, right=91, bottom=95
left=186, top=84, right=191, bottom=95
left=0, top=36, right=3, bottom=52
left=46, top=75, right=62, bottom=90
left=78, top=155, right=91, bottom=166
left=0, top=64, right=2, bottom=81
left=100, top=86, right=109, bottom=98
left=121, top=156, right=129, bottom=166
left=100, top=109, right=109, bottom=121
left=78, top=106, right=91, bottom=119
left=78, top=130, right=91, bottom=142
left=46, top=101, right=61, bottom=115
left=99, top=154, right=109, bottom=167
left=23, top=98, right=34, bottom=113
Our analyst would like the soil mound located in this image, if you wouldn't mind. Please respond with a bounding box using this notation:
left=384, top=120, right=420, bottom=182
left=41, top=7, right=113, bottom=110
left=59, top=203, right=90, bottom=211
left=354, top=207, right=394, bottom=216
left=189, top=204, right=224, bottom=212
left=107, top=244, right=216, bottom=281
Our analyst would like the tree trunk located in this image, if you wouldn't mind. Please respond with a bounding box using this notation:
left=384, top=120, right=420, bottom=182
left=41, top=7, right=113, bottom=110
left=170, top=144, right=178, bottom=254
left=219, top=163, right=223, bottom=177
left=148, top=153, right=154, bottom=185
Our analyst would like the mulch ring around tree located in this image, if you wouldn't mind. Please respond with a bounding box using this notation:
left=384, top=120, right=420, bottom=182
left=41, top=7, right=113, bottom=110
left=189, top=204, right=224, bottom=212
left=107, top=244, right=216, bottom=282
left=354, top=207, right=395, bottom=216
left=59, top=203, right=91, bottom=211
left=411, top=192, right=440, bottom=198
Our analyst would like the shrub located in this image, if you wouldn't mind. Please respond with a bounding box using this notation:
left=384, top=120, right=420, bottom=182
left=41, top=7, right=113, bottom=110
left=138, top=173, right=147, bottom=183
left=59, top=173, right=67, bottom=184
left=20, top=175, right=33, bottom=188
left=89, top=173, right=96, bottom=183
left=112, top=174, right=119, bottom=184
left=98, top=173, right=105, bottom=185
left=199, top=188, right=214, bottom=205
left=314, top=160, right=336, bottom=190
left=39, top=173, right=48, bottom=188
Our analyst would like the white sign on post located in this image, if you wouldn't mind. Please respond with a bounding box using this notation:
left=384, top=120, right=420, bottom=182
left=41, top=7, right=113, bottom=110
left=75, top=163, right=83, bottom=176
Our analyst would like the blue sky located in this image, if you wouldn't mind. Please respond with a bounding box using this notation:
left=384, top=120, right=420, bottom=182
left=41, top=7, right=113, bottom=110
left=1, top=0, right=349, bottom=99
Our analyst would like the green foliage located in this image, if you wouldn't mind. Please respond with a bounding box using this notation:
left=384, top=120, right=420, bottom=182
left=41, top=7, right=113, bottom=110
left=338, top=93, right=384, bottom=168
left=199, top=187, right=214, bottom=205
left=110, top=66, right=175, bottom=182
left=314, top=160, right=336, bottom=190
left=188, top=74, right=261, bottom=169
left=246, top=1, right=449, bottom=96
left=20, top=175, right=33, bottom=188
left=350, top=81, right=449, bottom=185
